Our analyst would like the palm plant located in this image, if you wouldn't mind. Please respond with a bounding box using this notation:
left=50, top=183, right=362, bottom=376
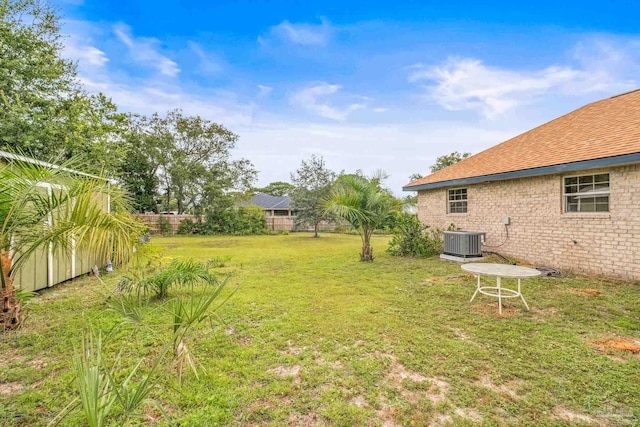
left=325, top=172, right=401, bottom=261
left=0, top=154, right=143, bottom=329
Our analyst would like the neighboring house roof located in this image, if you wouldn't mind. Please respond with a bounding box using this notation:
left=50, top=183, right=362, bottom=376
left=404, top=89, right=640, bottom=191
left=249, top=193, right=291, bottom=209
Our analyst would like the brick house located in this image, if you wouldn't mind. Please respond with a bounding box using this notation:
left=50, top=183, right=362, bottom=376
left=403, top=90, right=640, bottom=281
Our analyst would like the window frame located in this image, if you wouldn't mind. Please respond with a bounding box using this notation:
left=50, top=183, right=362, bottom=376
left=447, top=187, right=468, bottom=214
left=562, top=172, right=610, bottom=214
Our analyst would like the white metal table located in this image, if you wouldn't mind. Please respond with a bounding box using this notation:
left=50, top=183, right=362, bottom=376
left=461, top=263, right=541, bottom=315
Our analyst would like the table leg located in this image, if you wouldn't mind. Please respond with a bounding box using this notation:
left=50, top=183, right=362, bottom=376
left=497, top=276, right=502, bottom=315
left=518, top=278, right=530, bottom=310
left=470, top=274, right=480, bottom=302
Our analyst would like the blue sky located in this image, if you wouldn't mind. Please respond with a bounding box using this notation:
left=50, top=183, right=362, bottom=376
left=57, top=0, right=640, bottom=194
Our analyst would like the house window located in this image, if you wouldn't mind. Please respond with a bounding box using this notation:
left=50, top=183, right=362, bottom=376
left=448, top=188, right=467, bottom=213
left=564, top=173, right=610, bottom=213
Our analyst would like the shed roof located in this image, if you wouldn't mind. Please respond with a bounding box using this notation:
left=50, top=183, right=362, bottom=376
left=0, top=150, right=108, bottom=181
left=249, top=193, right=291, bottom=209
left=404, top=89, right=640, bottom=191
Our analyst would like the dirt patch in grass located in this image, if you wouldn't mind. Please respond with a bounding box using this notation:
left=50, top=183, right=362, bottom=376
left=448, top=327, right=472, bottom=341
left=267, top=364, right=301, bottom=383
left=238, top=336, right=253, bottom=346
left=287, top=411, right=325, bottom=426
left=552, top=406, right=600, bottom=425
left=0, top=348, right=25, bottom=368
left=281, top=340, right=305, bottom=356
left=29, top=357, right=47, bottom=370
left=0, top=382, right=24, bottom=395
left=569, top=288, right=602, bottom=296
left=373, top=352, right=450, bottom=405
left=588, top=337, right=640, bottom=353
left=471, top=303, right=521, bottom=318
left=476, top=374, right=521, bottom=400
left=376, top=397, right=400, bottom=427
left=454, top=407, right=482, bottom=422
left=351, top=395, right=369, bottom=408
left=428, top=413, right=452, bottom=426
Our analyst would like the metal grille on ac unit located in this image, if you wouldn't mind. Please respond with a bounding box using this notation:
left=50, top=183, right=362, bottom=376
left=443, top=231, right=485, bottom=258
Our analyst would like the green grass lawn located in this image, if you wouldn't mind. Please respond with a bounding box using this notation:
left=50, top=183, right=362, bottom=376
left=1, top=234, right=639, bottom=426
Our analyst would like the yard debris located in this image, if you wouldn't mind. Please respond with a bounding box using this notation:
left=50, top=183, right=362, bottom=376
left=89, top=265, right=100, bottom=277
left=569, top=288, right=601, bottom=296
left=535, top=267, right=562, bottom=277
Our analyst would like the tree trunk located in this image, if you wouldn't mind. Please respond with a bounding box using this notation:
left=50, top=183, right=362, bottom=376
left=1, top=251, right=23, bottom=330
left=360, top=232, right=374, bottom=262
left=313, top=222, right=319, bottom=238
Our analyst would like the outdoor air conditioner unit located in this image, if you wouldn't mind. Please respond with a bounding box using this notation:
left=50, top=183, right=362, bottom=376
left=443, top=231, right=485, bottom=258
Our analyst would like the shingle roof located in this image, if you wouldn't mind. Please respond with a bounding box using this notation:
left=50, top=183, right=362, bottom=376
left=405, top=89, right=640, bottom=189
left=249, top=193, right=290, bottom=209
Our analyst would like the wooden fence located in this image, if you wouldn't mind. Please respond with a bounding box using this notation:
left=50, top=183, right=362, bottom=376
left=135, top=214, right=197, bottom=235
left=265, top=217, right=340, bottom=232
left=135, top=214, right=341, bottom=235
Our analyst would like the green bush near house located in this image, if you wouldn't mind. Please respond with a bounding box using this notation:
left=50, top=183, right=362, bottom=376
left=387, top=213, right=444, bottom=258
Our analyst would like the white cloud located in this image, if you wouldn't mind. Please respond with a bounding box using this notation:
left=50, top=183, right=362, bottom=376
left=410, top=38, right=639, bottom=118
left=113, top=23, right=180, bottom=77
left=373, top=107, right=388, bottom=113
left=62, top=23, right=109, bottom=69
left=257, top=84, right=273, bottom=97
left=409, top=58, right=584, bottom=118
left=64, top=42, right=108, bottom=67
left=261, top=18, right=331, bottom=46
left=189, top=41, right=222, bottom=74
left=291, top=83, right=367, bottom=121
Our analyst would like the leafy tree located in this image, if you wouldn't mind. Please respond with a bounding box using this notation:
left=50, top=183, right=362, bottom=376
left=326, top=171, right=401, bottom=261
left=403, top=173, right=424, bottom=206
left=118, top=115, right=164, bottom=212
left=408, top=173, right=423, bottom=182
left=290, top=155, right=336, bottom=238
left=0, top=0, right=128, bottom=174
left=254, top=181, right=294, bottom=197
left=123, top=110, right=256, bottom=214
left=430, top=151, right=472, bottom=173
left=0, top=155, right=143, bottom=329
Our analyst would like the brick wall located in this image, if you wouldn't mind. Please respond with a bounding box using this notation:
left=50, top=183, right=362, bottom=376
left=417, top=164, right=640, bottom=281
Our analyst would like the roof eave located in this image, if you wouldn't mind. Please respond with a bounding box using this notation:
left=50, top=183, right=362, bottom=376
left=403, top=152, right=640, bottom=192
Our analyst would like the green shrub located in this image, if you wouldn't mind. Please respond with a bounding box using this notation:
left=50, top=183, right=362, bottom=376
left=157, top=215, right=172, bottom=236
left=387, top=213, right=444, bottom=258
left=177, top=219, right=199, bottom=235
left=180, top=207, right=267, bottom=236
